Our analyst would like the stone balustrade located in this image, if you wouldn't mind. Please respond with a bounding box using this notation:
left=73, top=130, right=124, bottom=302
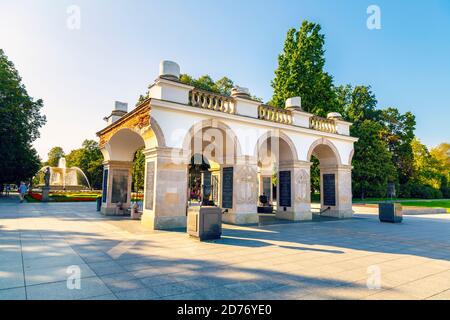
left=190, top=89, right=235, bottom=114
left=258, top=105, right=293, bottom=125
left=310, top=116, right=337, bottom=133
left=188, top=89, right=344, bottom=134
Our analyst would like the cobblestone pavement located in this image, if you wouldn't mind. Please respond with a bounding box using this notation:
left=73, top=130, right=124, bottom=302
left=1, top=197, right=450, bottom=300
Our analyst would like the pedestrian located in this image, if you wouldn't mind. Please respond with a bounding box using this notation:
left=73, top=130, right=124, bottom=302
left=18, top=182, right=27, bottom=203
left=5, top=184, right=10, bottom=196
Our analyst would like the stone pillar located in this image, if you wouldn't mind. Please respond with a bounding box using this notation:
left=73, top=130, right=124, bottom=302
left=101, top=160, right=133, bottom=215
left=276, top=161, right=312, bottom=221
left=320, top=164, right=353, bottom=218
left=222, top=156, right=259, bottom=224
left=141, top=147, right=188, bottom=230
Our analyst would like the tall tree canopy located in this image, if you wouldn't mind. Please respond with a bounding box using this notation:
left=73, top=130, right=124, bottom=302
left=336, top=85, right=397, bottom=198
left=65, top=140, right=103, bottom=189
left=270, top=20, right=336, bottom=116
left=379, top=108, right=416, bottom=185
left=0, top=49, right=46, bottom=184
left=46, top=146, right=65, bottom=167
left=351, top=120, right=397, bottom=198
left=411, top=139, right=449, bottom=190
left=132, top=148, right=145, bottom=192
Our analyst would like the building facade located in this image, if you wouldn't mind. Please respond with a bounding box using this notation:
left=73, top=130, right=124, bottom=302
left=97, top=61, right=358, bottom=230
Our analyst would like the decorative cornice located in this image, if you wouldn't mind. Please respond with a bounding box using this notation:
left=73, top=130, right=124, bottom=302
left=97, top=99, right=151, bottom=148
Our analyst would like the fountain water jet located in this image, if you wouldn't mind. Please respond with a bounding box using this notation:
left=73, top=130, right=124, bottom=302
left=37, top=157, right=91, bottom=190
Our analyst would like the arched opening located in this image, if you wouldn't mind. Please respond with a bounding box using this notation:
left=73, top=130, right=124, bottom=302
left=188, top=154, right=221, bottom=206
left=307, top=139, right=342, bottom=216
left=131, top=147, right=145, bottom=210
left=256, top=131, right=298, bottom=215
left=184, top=121, right=242, bottom=211
left=100, top=128, right=147, bottom=215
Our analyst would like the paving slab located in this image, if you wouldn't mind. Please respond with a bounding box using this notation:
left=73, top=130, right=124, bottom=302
left=1, top=201, right=450, bottom=300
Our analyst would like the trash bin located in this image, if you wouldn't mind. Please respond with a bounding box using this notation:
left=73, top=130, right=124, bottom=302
left=96, top=197, right=102, bottom=212
left=379, top=202, right=402, bottom=223
left=187, top=206, right=222, bottom=241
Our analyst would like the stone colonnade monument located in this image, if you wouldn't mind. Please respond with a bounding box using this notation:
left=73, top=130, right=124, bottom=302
left=96, top=60, right=358, bottom=230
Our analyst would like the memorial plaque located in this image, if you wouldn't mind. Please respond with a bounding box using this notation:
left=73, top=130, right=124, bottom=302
left=279, top=171, right=291, bottom=207
left=221, top=167, right=233, bottom=209
left=102, top=169, right=108, bottom=203
left=112, top=169, right=129, bottom=203
left=323, top=174, right=336, bottom=206
left=203, top=171, right=212, bottom=199
left=145, top=161, right=155, bottom=210
left=212, top=175, right=219, bottom=205
left=263, top=177, right=272, bottom=200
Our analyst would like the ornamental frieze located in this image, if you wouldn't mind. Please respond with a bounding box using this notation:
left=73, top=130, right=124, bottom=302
left=98, top=103, right=150, bottom=148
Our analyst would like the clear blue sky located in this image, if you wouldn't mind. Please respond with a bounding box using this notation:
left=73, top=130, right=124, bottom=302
left=1, top=0, right=449, bottom=159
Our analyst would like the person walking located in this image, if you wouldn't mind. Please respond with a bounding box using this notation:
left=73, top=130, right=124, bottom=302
left=18, top=182, right=27, bottom=203
left=5, top=184, right=10, bottom=196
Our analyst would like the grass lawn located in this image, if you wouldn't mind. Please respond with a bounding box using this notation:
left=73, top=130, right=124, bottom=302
left=398, top=200, right=450, bottom=213
left=353, top=198, right=450, bottom=213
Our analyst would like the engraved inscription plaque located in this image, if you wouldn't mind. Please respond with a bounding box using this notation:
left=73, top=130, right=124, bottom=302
left=323, top=174, right=336, bottom=206
left=145, top=161, right=155, bottom=210
left=222, top=167, right=233, bottom=209
left=102, top=169, right=108, bottom=203
left=112, top=169, right=129, bottom=203
left=279, top=171, right=291, bottom=207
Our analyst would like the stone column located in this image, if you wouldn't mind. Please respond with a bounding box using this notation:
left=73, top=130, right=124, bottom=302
left=101, top=160, right=133, bottom=215
left=222, top=156, right=259, bottom=224
left=276, top=161, right=312, bottom=221
left=141, top=147, right=188, bottom=230
left=319, top=164, right=353, bottom=218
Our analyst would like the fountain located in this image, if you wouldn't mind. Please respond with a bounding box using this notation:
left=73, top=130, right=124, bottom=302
left=37, top=157, right=91, bottom=190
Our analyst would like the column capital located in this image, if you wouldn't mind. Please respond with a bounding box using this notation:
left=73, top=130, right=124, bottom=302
left=143, top=147, right=188, bottom=163
left=279, top=160, right=312, bottom=170
left=102, top=160, right=133, bottom=168
left=320, top=164, right=353, bottom=171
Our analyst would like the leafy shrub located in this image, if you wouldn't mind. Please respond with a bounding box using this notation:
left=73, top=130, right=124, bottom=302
left=400, top=182, right=443, bottom=199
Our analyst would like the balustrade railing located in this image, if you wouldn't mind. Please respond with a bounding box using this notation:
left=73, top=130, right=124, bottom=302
left=258, top=105, right=293, bottom=125
left=309, top=116, right=337, bottom=133
left=189, top=89, right=235, bottom=114
left=189, top=89, right=340, bottom=134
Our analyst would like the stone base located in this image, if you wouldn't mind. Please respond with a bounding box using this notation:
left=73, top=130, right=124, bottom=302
left=321, top=209, right=353, bottom=219
left=276, top=210, right=312, bottom=221
left=41, top=187, right=50, bottom=203
left=222, top=212, right=259, bottom=225
left=141, top=212, right=187, bottom=230
left=101, top=206, right=130, bottom=216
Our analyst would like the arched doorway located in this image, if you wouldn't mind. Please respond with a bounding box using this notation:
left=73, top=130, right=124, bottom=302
left=188, top=154, right=220, bottom=206
left=256, top=130, right=312, bottom=221
left=182, top=120, right=258, bottom=224
left=307, top=139, right=352, bottom=218
left=100, top=128, right=146, bottom=214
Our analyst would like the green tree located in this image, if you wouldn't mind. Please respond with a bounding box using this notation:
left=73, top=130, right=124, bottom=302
left=270, top=20, right=337, bottom=116
left=65, top=140, right=103, bottom=189
left=379, top=108, right=416, bottom=184
left=411, top=139, right=449, bottom=190
left=180, top=74, right=238, bottom=96
left=352, top=120, right=396, bottom=198
left=336, top=85, right=397, bottom=198
left=338, top=85, right=379, bottom=124
left=214, top=77, right=234, bottom=96
left=0, top=49, right=46, bottom=184
left=132, top=148, right=145, bottom=192
left=46, top=147, right=65, bottom=167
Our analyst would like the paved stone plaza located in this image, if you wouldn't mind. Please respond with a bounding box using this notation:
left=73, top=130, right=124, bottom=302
left=1, top=198, right=450, bottom=300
